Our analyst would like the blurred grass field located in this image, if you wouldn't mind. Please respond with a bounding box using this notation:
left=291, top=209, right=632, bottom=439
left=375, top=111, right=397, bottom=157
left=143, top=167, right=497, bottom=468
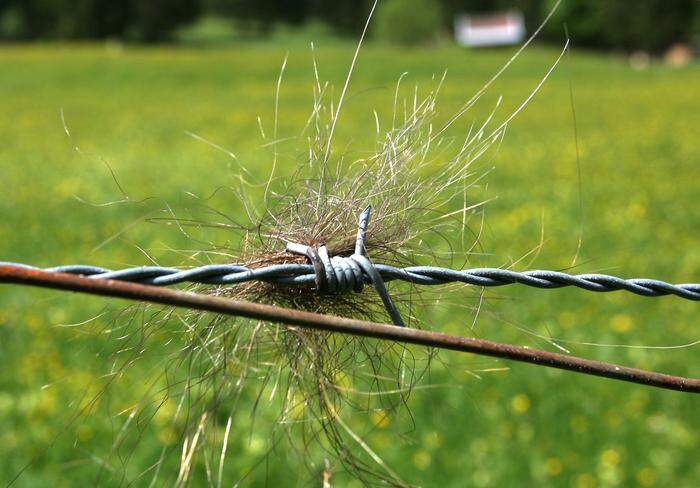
left=0, top=39, right=699, bottom=486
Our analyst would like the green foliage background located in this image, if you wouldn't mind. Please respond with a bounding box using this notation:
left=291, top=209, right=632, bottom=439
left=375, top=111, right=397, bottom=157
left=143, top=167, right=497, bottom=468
left=374, top=0, right=443, bottom=45
left=0, top=0, right=697, bottom=51
left=0, top=38, right=699, bottom=486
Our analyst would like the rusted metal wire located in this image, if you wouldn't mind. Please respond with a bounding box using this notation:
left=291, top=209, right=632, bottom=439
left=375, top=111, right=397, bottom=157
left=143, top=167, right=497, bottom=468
left=1, top=264, right=698, bottom=394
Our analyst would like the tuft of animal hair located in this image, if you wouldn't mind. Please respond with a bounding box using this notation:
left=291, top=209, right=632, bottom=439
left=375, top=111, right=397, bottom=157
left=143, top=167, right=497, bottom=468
left=139, top=63, right=506, bottom=486
left=63, top=36, right=572, bottom=481
left=21, top=3, right=572, bottom=484
left=81, top=24, right=571, bottom=484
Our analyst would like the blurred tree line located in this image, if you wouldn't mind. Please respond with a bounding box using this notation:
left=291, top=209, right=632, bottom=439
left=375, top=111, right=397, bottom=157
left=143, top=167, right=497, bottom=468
left=0, top=0, right=696, bottom=51
left=0, top=0, right=200, bottom=41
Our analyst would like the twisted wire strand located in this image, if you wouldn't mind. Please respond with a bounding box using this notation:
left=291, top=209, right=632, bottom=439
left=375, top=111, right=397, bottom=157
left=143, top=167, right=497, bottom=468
left=3, top=208, right=699, bottom=329
left=2, top=262, right=699, bottom=300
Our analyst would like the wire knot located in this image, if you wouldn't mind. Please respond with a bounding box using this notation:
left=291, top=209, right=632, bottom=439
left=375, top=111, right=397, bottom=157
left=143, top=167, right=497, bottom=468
left=286, top=206, right=405, bottom=327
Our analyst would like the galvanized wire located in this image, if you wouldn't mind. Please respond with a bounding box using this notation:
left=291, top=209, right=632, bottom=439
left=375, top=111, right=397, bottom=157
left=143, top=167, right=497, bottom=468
left=3, top=205, right=699, bottom=328
left=1, top=263, right=698, bottom=299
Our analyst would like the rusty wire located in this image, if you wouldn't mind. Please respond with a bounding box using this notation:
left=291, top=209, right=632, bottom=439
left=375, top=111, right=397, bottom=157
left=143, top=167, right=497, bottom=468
left=1, top=264, right=698, bottom=394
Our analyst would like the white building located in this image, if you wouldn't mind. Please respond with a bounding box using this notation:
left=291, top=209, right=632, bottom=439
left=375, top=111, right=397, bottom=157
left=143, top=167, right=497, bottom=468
left=454, top=11, right=526, bottom=47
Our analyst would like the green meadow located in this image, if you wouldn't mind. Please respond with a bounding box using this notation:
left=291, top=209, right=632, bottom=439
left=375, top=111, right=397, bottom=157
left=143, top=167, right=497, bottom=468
left=1, top=39, right=699, bottom=486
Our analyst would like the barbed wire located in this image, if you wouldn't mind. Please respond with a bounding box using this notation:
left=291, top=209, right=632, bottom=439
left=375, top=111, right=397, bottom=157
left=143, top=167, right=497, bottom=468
left=1, top=209, right=698, bottom=392
left=3, top=262, right=698, bottom=300
left=3, top=206, right=699, bottom=328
